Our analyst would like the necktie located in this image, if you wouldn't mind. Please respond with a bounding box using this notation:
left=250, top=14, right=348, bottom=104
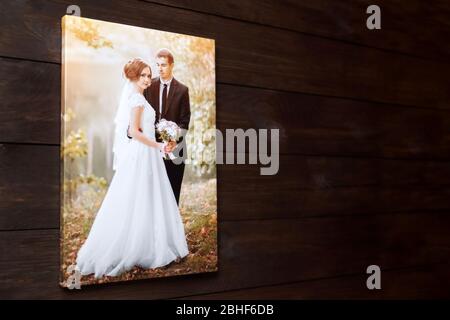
left=161, top=83, right=167, bottom=120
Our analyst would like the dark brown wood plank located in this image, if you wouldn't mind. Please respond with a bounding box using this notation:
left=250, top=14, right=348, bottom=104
left=0, top=0, right=448, bottom=302
left=219, top=156, right=450, bottom=220
left=1, top=212, right=449, bottom=298
left=3, top=58, right=450, bottom=161
left=218, top=84, right=450, bottom=159
left=181, top=263, right=450, bottom=299
left=1, top=0, right=450, bottom=108
left=0, top=144, right=59, bottom=230
left=0, top=58, right=60, bottom=144
left=3, top=144, right=450, bottom=229
left=148, top=0, right=450, bottom=62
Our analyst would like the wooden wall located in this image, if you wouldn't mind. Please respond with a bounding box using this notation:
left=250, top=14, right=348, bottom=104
left=1, top=0, right=450, bottom=299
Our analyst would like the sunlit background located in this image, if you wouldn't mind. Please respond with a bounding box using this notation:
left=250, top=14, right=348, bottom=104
left=61, top=16, right=217, bottom=286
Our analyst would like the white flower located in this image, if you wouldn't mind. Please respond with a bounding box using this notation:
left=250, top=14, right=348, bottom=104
left=156, top=118, right=180, bottom=141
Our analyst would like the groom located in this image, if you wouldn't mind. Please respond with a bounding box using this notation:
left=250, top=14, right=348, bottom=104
left=145, top=49, right=191, bottom=205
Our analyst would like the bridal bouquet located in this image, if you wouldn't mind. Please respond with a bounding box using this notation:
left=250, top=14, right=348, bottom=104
left=156, top=119, right=179, bottom=160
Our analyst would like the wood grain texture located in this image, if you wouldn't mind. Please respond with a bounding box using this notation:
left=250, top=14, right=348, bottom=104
left=0, top=58, right=60, bottom=144
left=0, top=0, right=449, bottom=299
left=1, top=0, right=450, bottom=108
left=1, top=213, right=449, bottom=299
left=3, top=144, right=450, bottom=229
left=219, top=157, right=450, bottom=220
left=217, top=84, right=450, bottom=158
left=181, top=263, right=450, bottom=299
left=147, top=0, right=450, bottom=61
left=0, top=144, right=59, bottom=230
left=3, top=58, right=450, bottom=161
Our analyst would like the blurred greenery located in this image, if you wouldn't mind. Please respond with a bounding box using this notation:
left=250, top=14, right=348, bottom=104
left=63, top=16, right=216, bottom=178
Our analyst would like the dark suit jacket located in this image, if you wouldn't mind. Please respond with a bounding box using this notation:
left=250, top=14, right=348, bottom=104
left=144, top=77, right=191, bottom=143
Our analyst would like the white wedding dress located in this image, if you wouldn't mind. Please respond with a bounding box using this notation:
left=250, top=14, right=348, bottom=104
left=76, top=92, right=189, bottom=278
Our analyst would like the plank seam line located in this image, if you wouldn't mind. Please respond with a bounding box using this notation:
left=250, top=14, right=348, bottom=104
left=1, top=56, right=449, bottom=112
left=3, top=141, right=450, bottom=163
left=1, top=208, right=449, bottom=232
left=169, top=261, right=450, bottom=299
left=139, top=0, right=450, bottom=65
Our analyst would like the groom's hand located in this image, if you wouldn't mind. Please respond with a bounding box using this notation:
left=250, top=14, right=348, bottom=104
left=167, top=140, right=177, bottom=152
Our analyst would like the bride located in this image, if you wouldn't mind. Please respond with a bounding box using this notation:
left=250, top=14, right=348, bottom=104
left=76, top=58, right=189, bottom=278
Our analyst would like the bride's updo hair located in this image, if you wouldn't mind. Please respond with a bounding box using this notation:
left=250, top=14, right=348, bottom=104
left=123, top=58, right=151, bottom=81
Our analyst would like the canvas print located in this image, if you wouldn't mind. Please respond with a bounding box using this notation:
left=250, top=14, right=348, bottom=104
left=60, top=15, right=217, bottom=287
